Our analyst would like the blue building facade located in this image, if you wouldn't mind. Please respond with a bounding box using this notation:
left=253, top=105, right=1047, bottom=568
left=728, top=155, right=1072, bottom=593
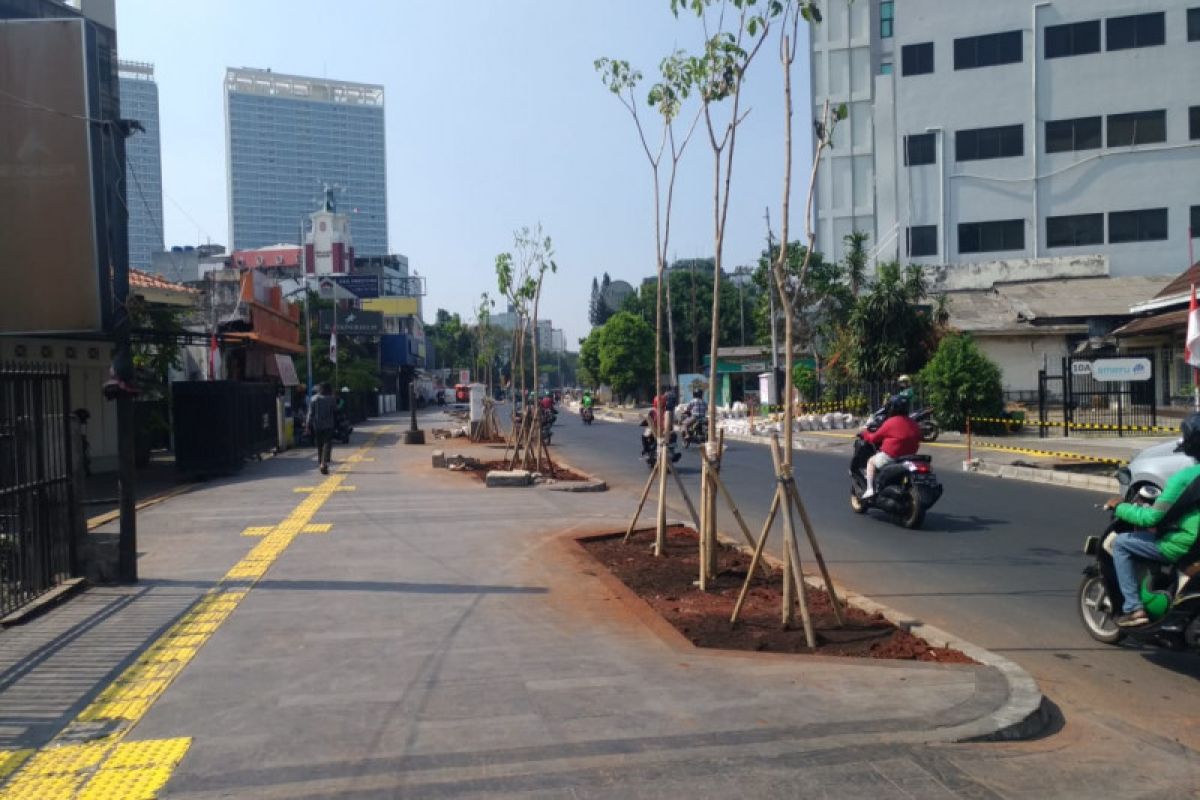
left=118, top=61, right=163, bottom=270
left=225, top=68, right=387, bottom=256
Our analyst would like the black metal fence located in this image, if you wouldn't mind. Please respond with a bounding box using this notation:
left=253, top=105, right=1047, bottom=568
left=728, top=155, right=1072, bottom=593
left=0, top=364, right=78, bottom=617
left=173, top=381, right=278, bottom=477
left=1037, top=355, right=1157, bottom=437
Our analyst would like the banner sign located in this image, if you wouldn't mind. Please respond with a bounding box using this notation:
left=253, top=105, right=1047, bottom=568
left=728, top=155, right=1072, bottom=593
left=1090, top=358, right=1152, bottom=382
left=329, top=274, right=380, bottom=298
left=318, top=309, right=383, bottom=335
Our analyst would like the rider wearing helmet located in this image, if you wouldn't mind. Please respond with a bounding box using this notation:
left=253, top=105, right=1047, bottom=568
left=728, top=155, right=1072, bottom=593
left=895, top=375, right=914, bottom=406
left=1103, top=413, right=1200, bottom=627
left=860, top=395, right=920, bottom=499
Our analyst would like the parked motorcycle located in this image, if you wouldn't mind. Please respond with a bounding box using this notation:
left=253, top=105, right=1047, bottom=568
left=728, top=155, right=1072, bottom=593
left=581, top=406, right=595, bottom=425
left=641, top=420, right=681, bottom=469
left=334, top=416, right=353, bottom=444
left=848, top=436, right=942, bottom=529
left=866, top=402, right=939, bottom=443
left=1078, top=500, right=1200, bottom=650
left=911, top=407, right=940, bottom=442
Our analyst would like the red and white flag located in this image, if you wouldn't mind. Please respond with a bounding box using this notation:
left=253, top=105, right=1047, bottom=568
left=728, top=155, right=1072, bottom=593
left=1187, top=284, right=1200, bottom=369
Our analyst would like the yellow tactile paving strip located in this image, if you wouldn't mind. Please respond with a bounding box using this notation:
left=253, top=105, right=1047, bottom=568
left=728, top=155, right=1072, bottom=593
left=0, top=429, right=389, bottom=800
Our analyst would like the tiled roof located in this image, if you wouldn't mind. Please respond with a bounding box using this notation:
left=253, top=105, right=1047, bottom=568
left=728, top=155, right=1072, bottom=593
left=947, top=275, right=1174, bottom=333
left=1150, top=262, right=1200, bottom=301
left=129, top=268, right=199, bottom=294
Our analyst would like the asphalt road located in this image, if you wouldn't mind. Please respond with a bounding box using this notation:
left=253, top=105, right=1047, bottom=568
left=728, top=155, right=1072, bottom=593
left=548, top=407, right=1200, bottom=756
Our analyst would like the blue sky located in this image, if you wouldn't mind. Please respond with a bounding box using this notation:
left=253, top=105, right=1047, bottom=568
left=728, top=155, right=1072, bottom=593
left=115, top=0, right=814, bottom=345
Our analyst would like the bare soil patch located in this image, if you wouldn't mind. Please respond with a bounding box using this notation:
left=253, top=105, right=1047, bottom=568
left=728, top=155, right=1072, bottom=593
left=580, top=526, right=974, bottom=664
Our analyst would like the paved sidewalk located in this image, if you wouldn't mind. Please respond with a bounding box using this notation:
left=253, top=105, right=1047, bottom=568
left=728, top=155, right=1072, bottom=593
left=0, top=418, right=1195, bottom=798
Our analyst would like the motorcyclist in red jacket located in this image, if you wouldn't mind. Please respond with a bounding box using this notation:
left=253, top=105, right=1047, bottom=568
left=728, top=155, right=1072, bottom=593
left=861, top=397, right=921, bottom=499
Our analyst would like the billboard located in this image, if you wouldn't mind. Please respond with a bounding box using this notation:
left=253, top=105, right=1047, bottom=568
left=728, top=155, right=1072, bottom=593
left=318, top=309, right=383, bottom=335
left=0, top=19, right=108, bottom=333
left=362, top=297, right=419, bottom=317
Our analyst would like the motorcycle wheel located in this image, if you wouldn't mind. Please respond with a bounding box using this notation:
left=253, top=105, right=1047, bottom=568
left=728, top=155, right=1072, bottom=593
left=849, top=491, right=866, bottom=514
left=900, top=485, right=925, bottom=529
left=920, top=422, right=940, bottom=443
left=1078, top=574, right=1123, bottom=644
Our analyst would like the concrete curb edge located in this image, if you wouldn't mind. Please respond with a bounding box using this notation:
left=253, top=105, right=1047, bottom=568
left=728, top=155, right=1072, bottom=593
left=684, top=519, right=1049, bottom=743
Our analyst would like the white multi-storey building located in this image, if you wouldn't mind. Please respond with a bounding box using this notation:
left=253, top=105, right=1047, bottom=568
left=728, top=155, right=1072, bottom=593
left=810, top=0, right=1200, bottom=277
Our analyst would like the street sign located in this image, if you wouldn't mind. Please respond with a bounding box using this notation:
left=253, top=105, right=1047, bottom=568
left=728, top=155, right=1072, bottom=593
left=318, top=309, right=384, bottom=335
left=1071, top=361, right=1093, bottom=376
left=458, top=369, right=470, bottom=385
left=1091, top=357, right=1152, bottom=382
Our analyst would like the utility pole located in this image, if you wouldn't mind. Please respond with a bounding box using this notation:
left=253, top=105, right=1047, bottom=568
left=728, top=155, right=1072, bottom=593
left=300, top=217, right=313, bottom=397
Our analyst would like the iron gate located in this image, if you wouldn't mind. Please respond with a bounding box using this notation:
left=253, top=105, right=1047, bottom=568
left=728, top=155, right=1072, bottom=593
left=1037, top=355, right=1156, bottom=437
left=0, top=364, right=77, bottom=617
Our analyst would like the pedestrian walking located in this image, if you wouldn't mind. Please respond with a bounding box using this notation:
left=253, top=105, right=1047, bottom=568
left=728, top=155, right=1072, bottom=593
left=306, top=382, right=337, bottom=474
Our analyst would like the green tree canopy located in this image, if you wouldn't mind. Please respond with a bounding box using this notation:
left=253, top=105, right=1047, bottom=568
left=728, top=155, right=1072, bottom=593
left=595, top=311, right=655, bottom=399
left=918, top=332, right=1003, bottom=431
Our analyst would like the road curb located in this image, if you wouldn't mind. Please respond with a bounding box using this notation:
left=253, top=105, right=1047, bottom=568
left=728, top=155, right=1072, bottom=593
left=688, top=521, right=1049, bottom=743
left=971, top=460, right=1118, bottom=495
left=539, top=454, right=608, bottom=493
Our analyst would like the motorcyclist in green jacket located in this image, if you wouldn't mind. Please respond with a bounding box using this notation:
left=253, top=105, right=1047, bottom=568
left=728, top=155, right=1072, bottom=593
left=1103, top=413, right=1200, bottom=627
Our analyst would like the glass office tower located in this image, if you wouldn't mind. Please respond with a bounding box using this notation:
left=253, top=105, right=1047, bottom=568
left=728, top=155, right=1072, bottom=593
left=225, top=67, right=387, bottom=255
left=118, top=60, right=163, bottom=270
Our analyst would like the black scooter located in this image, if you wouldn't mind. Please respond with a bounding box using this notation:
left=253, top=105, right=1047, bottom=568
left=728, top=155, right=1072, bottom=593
left=848, top=436, right=942, bottom=529
left=679, top=414, right=708, bottom=448
left=641, top=421, right=681, bottom=469
left=581, top=406, right=595, bottom=425
left=1079, top=506, right=1200, bottom=650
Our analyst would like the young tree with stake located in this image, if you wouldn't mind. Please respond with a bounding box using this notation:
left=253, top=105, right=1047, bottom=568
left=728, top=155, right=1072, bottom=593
left=595, top=47, right=701, bottom=557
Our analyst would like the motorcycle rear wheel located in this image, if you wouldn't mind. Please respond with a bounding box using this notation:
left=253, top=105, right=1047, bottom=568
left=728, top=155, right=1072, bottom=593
left=1078, top=574, right=1123, bottom=644
left=900, top=485, right=925, bottom=529
left=920, top=422, right=939, bottom=442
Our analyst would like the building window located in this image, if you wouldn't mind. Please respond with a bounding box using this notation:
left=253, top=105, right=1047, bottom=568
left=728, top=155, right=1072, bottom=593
left=880, top=1, right=894, bottom=38
left=954, top=30, right=1022, bottom=69
left=1046, top=214, right=1104, bottom=248
left=902, top=42, right=934, bottom=76
left=904, top=133, right=936, bottom=166
left=1191, top=106, right=1200, bottom=140
left=1045, top=20, right=1101, bottom=58
left=907, top=225, right=938, bottom=257
left=958, top=219, right=1025, bottom=254
left=880, top=61, right=893, bottom=75
left=1106, top=12, right=1166, bottom=51
left=1109, top=208, right=1168, bottom=243
left=1107, top=110, right=1166, bottom=147
left=955, top=124, right=1023, bottom=161
left=1045, top=116, right=1102, bottom=153
left=1190, top=8, right=1200, bottom=41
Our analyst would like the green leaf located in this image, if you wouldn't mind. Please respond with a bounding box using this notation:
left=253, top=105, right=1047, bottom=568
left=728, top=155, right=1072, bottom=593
left=835, top=102, right=848, bottom=121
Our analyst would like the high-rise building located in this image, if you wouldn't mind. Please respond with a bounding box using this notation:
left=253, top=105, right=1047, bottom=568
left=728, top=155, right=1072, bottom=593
left=809, top=1, right=1200, bottom=278
left=118, top=60, right=163, bottom=270
left=225, top=67, right=388, bottom=256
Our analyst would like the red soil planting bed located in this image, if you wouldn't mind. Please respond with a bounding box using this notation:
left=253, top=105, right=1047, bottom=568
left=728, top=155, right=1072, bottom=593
left=580, top=526, right=975, bottom=664
left=463, top=460, right=590, bottom=483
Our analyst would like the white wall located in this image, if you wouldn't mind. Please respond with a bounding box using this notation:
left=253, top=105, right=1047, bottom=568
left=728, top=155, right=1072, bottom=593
left=814, top=0, right=1200, bottom=277
left=976, top=334, right=1072, bottom=394
left=0, top=338, right=118, bottom=472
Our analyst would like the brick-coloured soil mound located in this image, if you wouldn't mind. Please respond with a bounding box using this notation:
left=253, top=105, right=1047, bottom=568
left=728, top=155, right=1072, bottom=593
left=581, top=526, right=975, bottom=663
